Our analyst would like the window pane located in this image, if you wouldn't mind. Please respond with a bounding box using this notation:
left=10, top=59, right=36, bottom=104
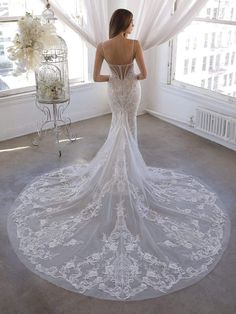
left=0, top=0, right=44, bottom=17
left=0, top=21, right=35, bottom=92
left=174, top=20, right=236, bottom=97
left=196, top=0, right=236, bottom=22
left=0, top=0, right=87, bottom=94
left=55, top=20, right=87, bottom=81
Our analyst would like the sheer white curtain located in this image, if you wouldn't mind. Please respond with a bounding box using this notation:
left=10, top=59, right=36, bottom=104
left=41, top=0, right=208, bottom=50
left=130, top=0, right=208, bottom=50
left=41, top=0, right=108, bottom=47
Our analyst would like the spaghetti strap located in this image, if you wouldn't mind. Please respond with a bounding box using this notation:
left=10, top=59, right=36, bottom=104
left=101, top=42, right=106, bottom=58
left=131, top=40, right=135, bottom=63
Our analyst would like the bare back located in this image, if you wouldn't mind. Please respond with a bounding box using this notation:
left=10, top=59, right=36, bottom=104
left=93, top=36, right=147, bottom=82
left=102, top=38, right=135, bottom=65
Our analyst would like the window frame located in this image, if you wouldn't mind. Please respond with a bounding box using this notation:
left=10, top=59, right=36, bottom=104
left=168, top=1, right=236, bottom=106
left=0, top=12, right=88, bottom=98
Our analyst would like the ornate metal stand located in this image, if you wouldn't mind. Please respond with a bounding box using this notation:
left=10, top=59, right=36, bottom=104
left=32, top=99, right=75, bottom=157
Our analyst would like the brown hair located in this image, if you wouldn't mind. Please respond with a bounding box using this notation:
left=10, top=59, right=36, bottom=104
left=109, top=9, right=133, bottom=39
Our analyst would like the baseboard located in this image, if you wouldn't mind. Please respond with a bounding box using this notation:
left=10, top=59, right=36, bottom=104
left=0, top=109, right=112, bottom=142
left=146, top=109, right=236, bottom=151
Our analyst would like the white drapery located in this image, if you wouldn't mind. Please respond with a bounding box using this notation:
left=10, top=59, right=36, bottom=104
left=41, top=0, right=208, bottom=49
left=129, top=0, right=208, bottom=50
left=41, top=0, right=108, bottom=47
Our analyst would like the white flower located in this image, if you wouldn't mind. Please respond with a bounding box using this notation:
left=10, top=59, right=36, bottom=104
left=38, top=78, right=65, bottom=100
left=7, top=12, right=59, bottom=75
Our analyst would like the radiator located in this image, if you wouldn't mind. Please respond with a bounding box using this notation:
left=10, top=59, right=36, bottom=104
left=195, top=107, right=236, bottom=144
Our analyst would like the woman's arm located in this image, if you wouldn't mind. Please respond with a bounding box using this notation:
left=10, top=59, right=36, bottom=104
left=134, top=40, right=147, bottom=80
left=93, top=43, right=110, bottom=82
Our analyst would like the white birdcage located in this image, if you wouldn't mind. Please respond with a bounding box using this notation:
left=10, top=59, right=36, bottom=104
left=35, top=35, right=70, bottom=104
left=33, top=1, right=74, bottom=157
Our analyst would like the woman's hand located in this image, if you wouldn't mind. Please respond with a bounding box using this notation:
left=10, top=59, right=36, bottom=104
left=136, top=73, right=146, bottom=80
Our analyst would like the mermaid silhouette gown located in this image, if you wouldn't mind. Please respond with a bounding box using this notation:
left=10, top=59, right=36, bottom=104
left=7, top=42, right=230, bottom=301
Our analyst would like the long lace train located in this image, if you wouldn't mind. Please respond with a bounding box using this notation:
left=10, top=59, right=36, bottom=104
left=7, top=62, right=230, bottom=301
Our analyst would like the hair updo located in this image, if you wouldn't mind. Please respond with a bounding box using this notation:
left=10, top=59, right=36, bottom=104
left=109, top=9, right=133, bottom=39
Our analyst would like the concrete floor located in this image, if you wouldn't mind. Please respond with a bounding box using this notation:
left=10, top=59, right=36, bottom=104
left=0, top=113, right=235, bottom=314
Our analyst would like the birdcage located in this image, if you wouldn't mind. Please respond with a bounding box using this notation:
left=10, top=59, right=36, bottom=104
left=35, top=35, right=70, bottom=104
left=32, top=1, right=75, bottom=157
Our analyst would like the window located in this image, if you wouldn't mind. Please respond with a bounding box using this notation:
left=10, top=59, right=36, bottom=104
left=215, top=54, right=221, bottom=69
left=185, top=38, right=190, bottom=50
left=191, top=58, right=196, bottom=72
left=229, top=72, right=233, bottom=85
left=207, top=8, right=211, bottom=17
left=211, top=32, right=216, bottom=48
left=228, top=30, right=232, bottom=46
left=208, top=77, right=212, bottom=89
left=184, top=59, right=189, bottom=75
left=204, top=33, right=208, bottom=48
left=223, top=74, right=227, bottom=86
left=213, top=76, right=219, bottom=89
left=230, top=8, right=234, bottom=20
left=221, top=8, right=225, bottom=19
left=173, top=0, right=236, bottom=99
left=202, top=56, right=207, bottom=71
left=225, top=52, right=230, bottom=66
left=231, top=51, right=235, bottom=64
left=213, top=8, right=217, bottom=19
left=0, top=0, right=87, bottom=96
left=217, top=32, right=222, bottom=47
left=209, top=55, right=214, bottom=71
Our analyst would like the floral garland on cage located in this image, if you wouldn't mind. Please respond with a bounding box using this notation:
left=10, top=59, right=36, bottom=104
left=7, top=12, right=59, bottom=76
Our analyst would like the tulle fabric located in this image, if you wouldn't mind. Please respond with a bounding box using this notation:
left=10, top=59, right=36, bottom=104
left=7, top=63, right=230, bottom=301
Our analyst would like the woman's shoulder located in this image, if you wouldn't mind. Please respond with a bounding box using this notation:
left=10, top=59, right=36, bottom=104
left=97, top=38, right=141, bottom=51
left=98, top=39, right=113, bottom=47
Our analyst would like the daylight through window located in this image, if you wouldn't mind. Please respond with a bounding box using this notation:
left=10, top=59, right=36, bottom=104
left=174, top=0, right=236, bottom=99
left=0, top=0, right=87, bottom=96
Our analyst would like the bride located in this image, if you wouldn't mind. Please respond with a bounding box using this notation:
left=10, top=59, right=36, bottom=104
left=7, top=9, right=230, bottom=301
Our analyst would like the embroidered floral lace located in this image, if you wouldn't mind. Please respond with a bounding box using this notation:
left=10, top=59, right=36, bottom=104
left=7, top=62, right=230, bottom=301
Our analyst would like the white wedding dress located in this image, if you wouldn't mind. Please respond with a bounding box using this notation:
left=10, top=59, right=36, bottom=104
left=7, top=47, right=230, bottom=301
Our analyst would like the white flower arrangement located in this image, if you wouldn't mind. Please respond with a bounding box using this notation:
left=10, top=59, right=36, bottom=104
left=7, top=12, right=59, bottom=75
left=38, top=78, right=65, bottom=101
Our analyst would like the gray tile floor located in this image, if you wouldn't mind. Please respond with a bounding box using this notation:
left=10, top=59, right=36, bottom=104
left=0, top=113, right=235, bottom=314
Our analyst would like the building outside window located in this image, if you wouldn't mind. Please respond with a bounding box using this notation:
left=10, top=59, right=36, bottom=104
left=202, top=56, right=207, bottom=71
left=184, top=59, right=189, bottom=75
left=225, top=52, right=230, bottom=66
left=211, top=32, right=216, bottom=48
left=213, top=76, right=219, bottom=89
left=208, top=77, right=212, bottom=89
left=204, top=33, right=208, bottom=48
left=209, top=55, right=214, bottom=71
left=215, top=54, right=221, bottom=69
left=229, top=72, right=233, bottom=85
left=231, top=51, right=235, bottom=64
left=223, top=74, right=227, bottom=86
left=191, top=58, right=196, bottom=72
left=173, top=0, right=236, bottom=99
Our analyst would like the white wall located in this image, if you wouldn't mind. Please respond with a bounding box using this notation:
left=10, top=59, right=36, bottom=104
left=144, top=42, right=236, bottom=151
left=0, top=82, right=110, bottom=142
